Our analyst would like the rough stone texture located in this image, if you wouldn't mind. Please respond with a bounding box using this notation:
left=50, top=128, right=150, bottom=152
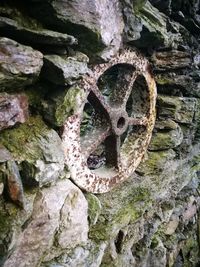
left=27, top=0, right=124, bottom=60
left=127, top=1, right=184, bottom=50
left=0, top=145, right=24, bottom=207
left=152, top=50, right=192, bottom=71
left=0, top=0, right=200, bottom=266
left=3, top=179, right=88, bottom=267
left=0, top=116, right=65, bottom=187
left=155, top=71, right=200, bottom=98
left=157, top=95, right=196, bottom=124
left=0, top=37, right=43, bottom=91
left=0, top=16, right=77, bottom=48
left=149, top=124, right=183, bottom=150
left=42, top=55, right=90, bottom=86
left=0, top=93, right=28, bottom=131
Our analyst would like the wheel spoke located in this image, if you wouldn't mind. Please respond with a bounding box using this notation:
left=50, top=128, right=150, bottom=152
left=105, top=135, right=121, bottom=168
left=81, top=124, right=111, bottom=158
left=128, top=116, right=148, bottom=126
left=88, top=85, right=112, bottom=117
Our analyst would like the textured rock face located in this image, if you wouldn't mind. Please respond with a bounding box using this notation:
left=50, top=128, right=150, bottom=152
left=0, top=93, right=28, bottom=131
left=42, top=55, right=89, bottom=85
left=0, top=16, right=77, bottom=48
left=0, top=37, right=43, bottom=90
left=27, top=0, right=124, bottom=59
left=3, top=179, right=88, bottom=267
left=0, top=0, right=200, bottom=267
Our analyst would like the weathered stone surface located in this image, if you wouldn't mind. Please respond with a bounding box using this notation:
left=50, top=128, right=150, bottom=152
left=136, top=149, right=176, bottom=176
left=0, top=116, right=65, bottom=187
left=0, top=16, right=77, bottom=48
left=0, top=145, right=24, bottom=207
left=41, top=55, right=89, bottom=86
left=157, top=95, right=196, bottom=124
left=0, top=93, right=28, bottom=131
left=0, top=37, right=43, bottom=91
left=0, top=181, right=3, bottom=195
left=155, top=72, right=200, bottom=97
left=86, top=193, right=102, bottom=226
left=121, top=0, right=143, bottom=42
left=3, top=161, right=24, bottom=207
left=130, top=1, right=183, bottom=49
left=0, top=145, right=12, bottom=163
left=3, top=179, right=88, bottom=267
left=154, top=119, right=178, bottom=130
left=149, top=124, right=183, bottom=151
left=0, top=0, right=200, bottom=266
left=42, top=241, right=107, bottom=267
left=41, top=86, right=86, bottom=127
left=27, top=0, right=124, bottom=59
left=152, top=50, right=191, bottom=71
left=164, top=214, right=179, bottom=235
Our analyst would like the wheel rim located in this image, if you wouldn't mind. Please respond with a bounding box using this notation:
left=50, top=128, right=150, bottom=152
left=62, top=49, right=157, bottom=193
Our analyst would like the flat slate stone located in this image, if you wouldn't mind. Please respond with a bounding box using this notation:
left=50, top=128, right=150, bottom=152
left=42, top=54, right=89, bottom=85
left=152, top=50, right=191, bottom=71
left=0, top=37, right=43, bottom=91
left=0, top=16, right=77, bottom=47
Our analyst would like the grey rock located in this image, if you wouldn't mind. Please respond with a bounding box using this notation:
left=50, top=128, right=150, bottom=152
left=0, top=144, right=12, bottom=163
left=148, top=239, right=167, bottom=267
left=42, top=55, right=89, bottom=86
left=136, top=149, right=176, bottom=176
left=3, top=179, right=88, bottom=267
left=0, top=145, right=24, bottom=207
left=155, top=119, right=179, bottom=130
left=0, top=182, right=3, bottom=195
left=194, top=99, right=200, bottom=141
left=0, top=37, right=43, bottom=91
left=0, top=116, right=65, bottom=187
left=121, top=0, right=143, bottom=42
left=155, top=72, right=200, bottom=98
left=152, top=50, right=191, bottom=71
left=131, top=1, right=183, bottom=49
left=149, top=124, right=183, bottom=151
left=3, top=160, right=24, bottom=207
left=0, top=93, right=29, bottom=131
left=42, top=241, right=107, bottom=267
left=27, top=0, right=124, bottom=60
left=41, top=86, right=86, bottom=127
left=0, top=16, right=77, bottom=47
left=157, top=95, right=196, bottom=124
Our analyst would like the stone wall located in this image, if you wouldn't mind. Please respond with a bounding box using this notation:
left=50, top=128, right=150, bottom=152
left=0, top=0, right=200, bottom=266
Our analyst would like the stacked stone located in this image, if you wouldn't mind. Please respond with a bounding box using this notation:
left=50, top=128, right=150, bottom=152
left=0, top=0, right=200, bottom=267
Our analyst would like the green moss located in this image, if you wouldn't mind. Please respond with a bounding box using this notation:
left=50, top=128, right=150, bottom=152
left=55, top=86, right=86, bottom=125
left=86, top=193, right=102, bottom=226
left=137, top=150, right=176, bottom=176
left=132, top=0, right=147, bottom=12
left=89, top=187, right=151, bottom=242
left=156, top=77, right=173, bottom=85
left=150, top=236, right=159, bottom=249
left=89, top=204, right=140, bottom=241
left=0, top=116, right=48, bottom=161
left=182, top=236, right=200, bottom=267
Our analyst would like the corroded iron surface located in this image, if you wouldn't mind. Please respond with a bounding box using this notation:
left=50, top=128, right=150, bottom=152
left=62, top=49, right=157, bottom=193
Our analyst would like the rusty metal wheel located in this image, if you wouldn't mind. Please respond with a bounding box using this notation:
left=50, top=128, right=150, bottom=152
left=62, top=49, right=157, bottom=193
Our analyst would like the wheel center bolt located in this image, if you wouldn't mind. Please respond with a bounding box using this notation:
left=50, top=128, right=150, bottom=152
left=110, top=110, right=129, bottom=136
